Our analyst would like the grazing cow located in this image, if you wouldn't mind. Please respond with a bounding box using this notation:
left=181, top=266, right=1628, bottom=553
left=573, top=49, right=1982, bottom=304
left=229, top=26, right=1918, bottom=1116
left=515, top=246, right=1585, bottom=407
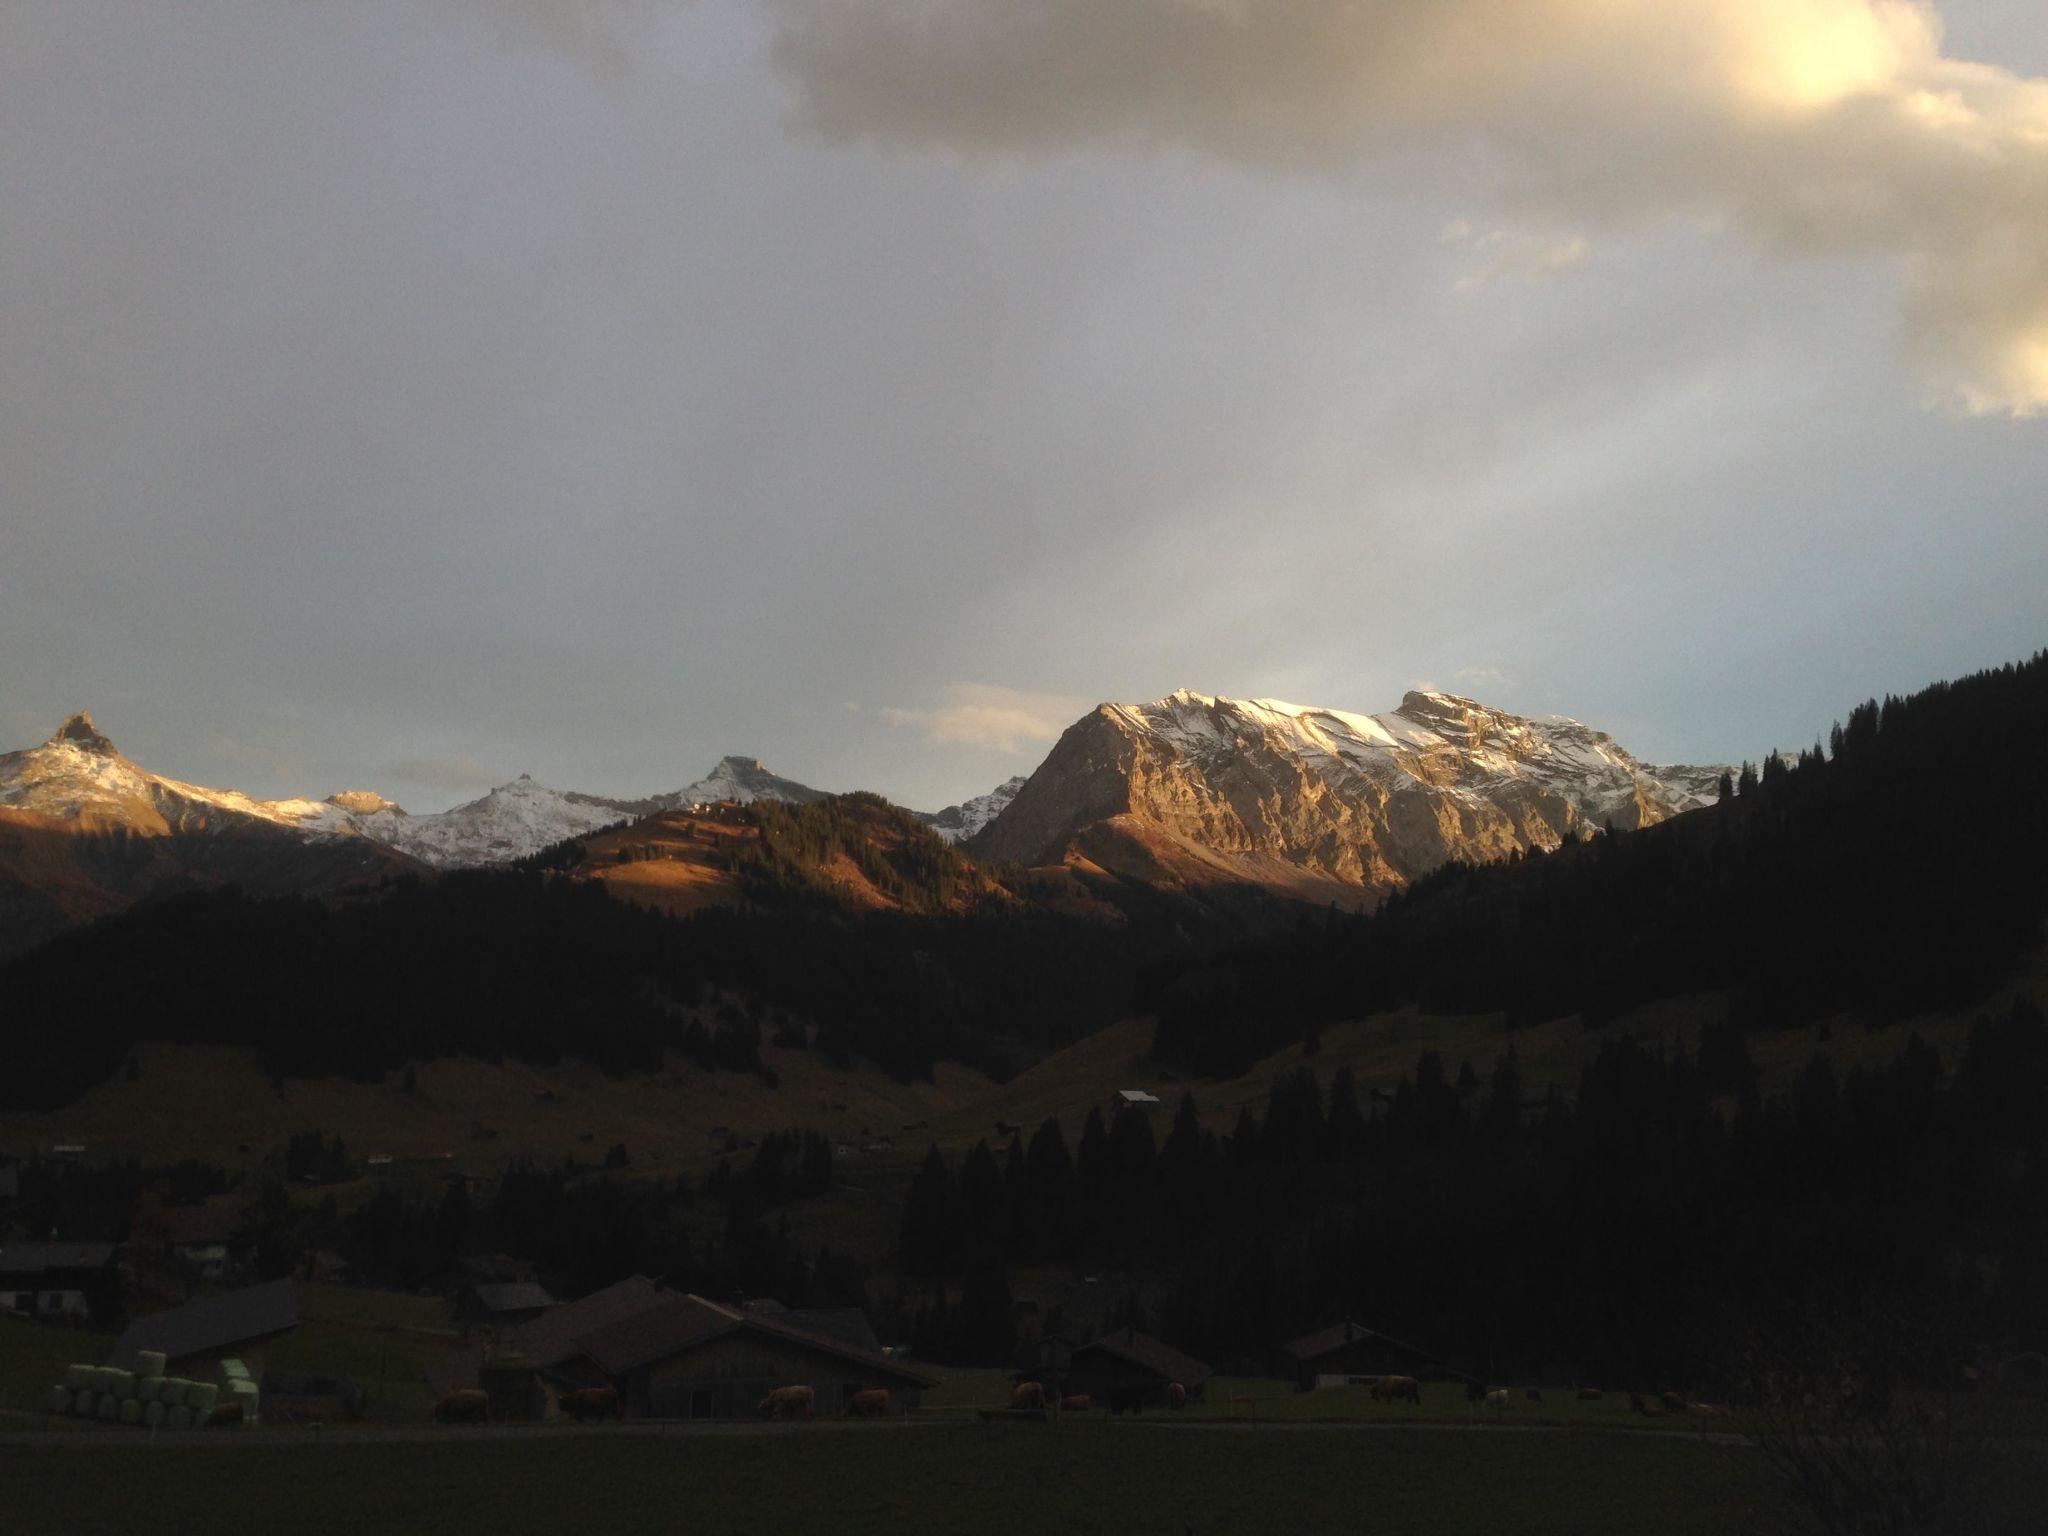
left=1168, top=1382, right=1187, bottom=1408
left=1108, top=1386, right=1147, bottom=1416
left=1631, top=1393, right=1665, bottom=1418
left=204, top=1402, right=244, bottom=1429
left=1058, top=1395, right=1091, bottom=1412
left=848, top=1389, right=891, bottom=1417
left=433, top=1390, right=491, bottom=1424
left=1010, top=1382, right=1047, bottom=1411
left=562, top=1386, right=621, bottom=1422
left=1373, top=1376, right=1422, bottom=1404
left=1484, top=1388, right=1510, bottom=1410
left=1661, top=1390, right=1685, bottom=1413
left=758, top=1385, right=815, bottom=1420
left=1578, top=1387, right=1603, bottom=1402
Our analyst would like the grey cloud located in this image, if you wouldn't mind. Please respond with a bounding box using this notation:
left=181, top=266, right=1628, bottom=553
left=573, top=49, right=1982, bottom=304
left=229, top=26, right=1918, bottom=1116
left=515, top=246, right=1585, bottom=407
left=771, top=0, right=2048, bottom=415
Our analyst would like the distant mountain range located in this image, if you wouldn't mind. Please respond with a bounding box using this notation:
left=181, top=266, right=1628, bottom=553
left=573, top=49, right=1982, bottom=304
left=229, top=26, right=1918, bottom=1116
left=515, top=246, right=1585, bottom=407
left=0, top=691, right=1728, bottom=955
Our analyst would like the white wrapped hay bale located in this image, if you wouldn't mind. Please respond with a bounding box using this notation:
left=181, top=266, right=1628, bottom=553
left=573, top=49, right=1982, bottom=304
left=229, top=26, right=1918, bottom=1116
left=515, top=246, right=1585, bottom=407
left=137, top=1376, right=164, bottom=1403
left=65, top=1364, right=93, bottom=1391
left=96, top=1396, right=119, bottom=1422
left=47, top=1385, right=73, bottom=1415
left=71, top=1388, right=95, bottom=1416
left=135, top=1350, right=168, bottom=1379
left=187, top=1382, right=219, bottom=1414
left=118, top=1398, right=141, bottom=1426
left=220, top=1358, right=249, bottom=1380
left=106, top=1369, right=136, bottom=1400
left=143, top=1401, right=165, bottom=1429
left=157, top=1379, right=184, bottom=1408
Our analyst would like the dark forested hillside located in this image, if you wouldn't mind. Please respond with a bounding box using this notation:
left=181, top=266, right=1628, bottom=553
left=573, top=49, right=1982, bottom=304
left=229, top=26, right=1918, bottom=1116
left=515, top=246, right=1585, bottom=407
left=1152, top=652, right=2048, bottom=1074
left=899, top=1001, right=2048, bottom=1384
left=0, top=867, right=1170, bottom=1110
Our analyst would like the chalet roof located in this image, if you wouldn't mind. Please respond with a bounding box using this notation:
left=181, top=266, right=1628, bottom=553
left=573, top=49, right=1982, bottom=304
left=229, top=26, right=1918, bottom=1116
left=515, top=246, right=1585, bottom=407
left=107, top=1279, right=297, bottom=1369
left=468, top=1282, right=556, bottom=1314
left=427, top=1274, right=667, bottom=1400
left=1074, top=1325, right=1210, bottom=1385
left=0, top=1240, right=119, bottom=1276
left=1116, top=1090, right=1162, bottom=1105
left=576, top=1293, right=937, bottom=1386
left=1281, top=1319, right=1437, bottom=1364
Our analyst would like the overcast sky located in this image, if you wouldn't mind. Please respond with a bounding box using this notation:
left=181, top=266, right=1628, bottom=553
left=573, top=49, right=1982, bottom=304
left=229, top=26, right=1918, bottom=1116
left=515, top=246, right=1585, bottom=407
left=2, top=1, right=2043, bottom=813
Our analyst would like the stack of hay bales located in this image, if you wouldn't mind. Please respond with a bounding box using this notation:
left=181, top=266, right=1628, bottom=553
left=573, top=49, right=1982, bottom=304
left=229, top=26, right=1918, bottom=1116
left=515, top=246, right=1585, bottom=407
left=46, top=1355, right=236, bottom=1429
left=220, top=1359, right=260, bottom=1426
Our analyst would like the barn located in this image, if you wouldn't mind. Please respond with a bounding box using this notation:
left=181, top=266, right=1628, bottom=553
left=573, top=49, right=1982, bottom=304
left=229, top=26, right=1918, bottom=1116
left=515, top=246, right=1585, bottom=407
left=430, top=1278, right=935, bottom=1420
left=106, top=1277, right=298, bottom=1379
left=1278, top=1319, right=1438, bottom=1391
left=458, top=1281, right=556, bottom=1330
left=567, top=1294, right=936, bottom=1419
left=1064, top=1326, right=1210, bottom=1410
left=0, top=1241, right=120, bottom=1322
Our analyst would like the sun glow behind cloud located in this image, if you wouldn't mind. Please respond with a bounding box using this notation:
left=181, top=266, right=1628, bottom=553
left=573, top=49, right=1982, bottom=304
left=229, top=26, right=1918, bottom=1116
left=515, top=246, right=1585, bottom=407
left=771, top=0, right=2048, bottom=416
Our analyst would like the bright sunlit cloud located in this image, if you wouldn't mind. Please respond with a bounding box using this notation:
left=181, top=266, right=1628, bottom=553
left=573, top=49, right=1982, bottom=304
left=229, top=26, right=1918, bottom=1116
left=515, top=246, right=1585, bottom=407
left=771, top=0, right=2048, bottom=416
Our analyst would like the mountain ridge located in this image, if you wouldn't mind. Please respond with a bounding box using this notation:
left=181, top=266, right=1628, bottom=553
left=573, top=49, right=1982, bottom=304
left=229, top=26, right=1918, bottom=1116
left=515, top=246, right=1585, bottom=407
left=970, top=687, right=1726, bottom=900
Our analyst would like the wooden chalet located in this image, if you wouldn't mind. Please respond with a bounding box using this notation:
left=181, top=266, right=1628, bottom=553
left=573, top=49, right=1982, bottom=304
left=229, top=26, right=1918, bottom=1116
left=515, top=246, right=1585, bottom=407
left=1278, top=1319, right=1439, bottom=1391
left=1064, top=1325, right=1210, bottom=1408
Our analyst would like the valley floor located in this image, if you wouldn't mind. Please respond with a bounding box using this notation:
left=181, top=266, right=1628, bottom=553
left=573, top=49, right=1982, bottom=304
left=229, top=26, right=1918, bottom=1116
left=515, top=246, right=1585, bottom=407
left=0, top=1416, right=1802, bottom=1535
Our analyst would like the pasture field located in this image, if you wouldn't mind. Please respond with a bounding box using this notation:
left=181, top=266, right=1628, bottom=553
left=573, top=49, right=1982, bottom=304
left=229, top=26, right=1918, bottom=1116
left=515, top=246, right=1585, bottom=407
left=0, top=1418, right=1799, bottom=1536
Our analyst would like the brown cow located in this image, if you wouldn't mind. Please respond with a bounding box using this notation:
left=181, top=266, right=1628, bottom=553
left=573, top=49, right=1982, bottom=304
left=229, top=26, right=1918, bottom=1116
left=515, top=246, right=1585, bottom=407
left=1168, top=1382, right=1187, bottom=1408
left=1630, top=1393, right=1665, bottom=1418
left=204, top=1401, right=244, bottom=1429
left=1010, top=1381, right=1047, bottom=1411
left=1577, top=1387, right=1603, bottom=1401
left=1371, top=1375, right=1422, bottom=1403
left=433, top=1389, right=490, bottom=1424
left=1484, top=1388, right=1510, bottom=1410
left=848, top=1389, right=890, bottom=1417
left=1058, top=1395, right=1091, bottom=1412
left=562, top=1386, right=621, bottom=1422
left=758, top=1385, right=814, bottom=1420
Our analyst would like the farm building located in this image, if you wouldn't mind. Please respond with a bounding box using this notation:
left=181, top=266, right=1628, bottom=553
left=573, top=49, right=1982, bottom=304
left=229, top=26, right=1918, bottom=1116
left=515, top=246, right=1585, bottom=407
left=106, top=1277, right=298, bottom=1379
left=568, top=1294, right=935, bottom=1419
left=1063, top=1326, right=1210, bottom=1409
left=0, top=1241, right=120, bottom=1321
left=165, top=1196, right=254, bottom=1282
left=1278, top=1320, right=1439, bottom=1391
left=431, top=1278, right=934, bottom=1420
left=458, top=1281, right=557, bottom=1329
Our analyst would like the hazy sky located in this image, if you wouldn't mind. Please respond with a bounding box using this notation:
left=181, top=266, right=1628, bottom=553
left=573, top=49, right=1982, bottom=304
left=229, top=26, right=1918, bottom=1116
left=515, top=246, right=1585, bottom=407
left=2, top=1, right=2043, bottom=813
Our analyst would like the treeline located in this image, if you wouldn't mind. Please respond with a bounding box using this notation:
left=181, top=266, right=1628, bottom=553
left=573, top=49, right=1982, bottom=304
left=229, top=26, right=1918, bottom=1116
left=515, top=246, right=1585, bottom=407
left=898, top=1002, right=2048, bottom=1385
left=1153, top=652, right=2048, bottom=1074
left=0, top=850, right=1162, bottom=1108
left=745, top=794, right=982, bottom=915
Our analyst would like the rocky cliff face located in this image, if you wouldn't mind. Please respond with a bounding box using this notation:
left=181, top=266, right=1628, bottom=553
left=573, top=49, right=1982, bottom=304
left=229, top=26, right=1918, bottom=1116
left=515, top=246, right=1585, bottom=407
left=970, top=689, right=1724, bottom=899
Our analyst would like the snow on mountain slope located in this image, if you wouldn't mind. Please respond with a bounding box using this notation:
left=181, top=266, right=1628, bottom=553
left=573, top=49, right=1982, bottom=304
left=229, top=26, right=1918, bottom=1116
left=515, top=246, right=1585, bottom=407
left=0, top=713, right=364, bottom=838
left=921, top=776, right=1028, bottom=845
left=971, top=688, right=1729, bottom=897
left=353, top=776, right=657, bottom=867
left=659, top=756, right=832, bottom=809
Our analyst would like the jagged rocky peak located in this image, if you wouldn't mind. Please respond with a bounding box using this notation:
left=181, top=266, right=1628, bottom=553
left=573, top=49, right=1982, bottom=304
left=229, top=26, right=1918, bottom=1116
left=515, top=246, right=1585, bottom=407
left=970, top=687, right=1732, bottom=897
left=50, top=711, right=118, bottom=755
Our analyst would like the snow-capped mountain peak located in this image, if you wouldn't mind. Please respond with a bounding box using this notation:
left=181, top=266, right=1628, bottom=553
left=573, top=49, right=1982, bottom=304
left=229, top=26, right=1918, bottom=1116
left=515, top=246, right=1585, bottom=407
left=971, top=688, right=1731, bottom=897
left=921, top=776, right=1028, bottom=845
